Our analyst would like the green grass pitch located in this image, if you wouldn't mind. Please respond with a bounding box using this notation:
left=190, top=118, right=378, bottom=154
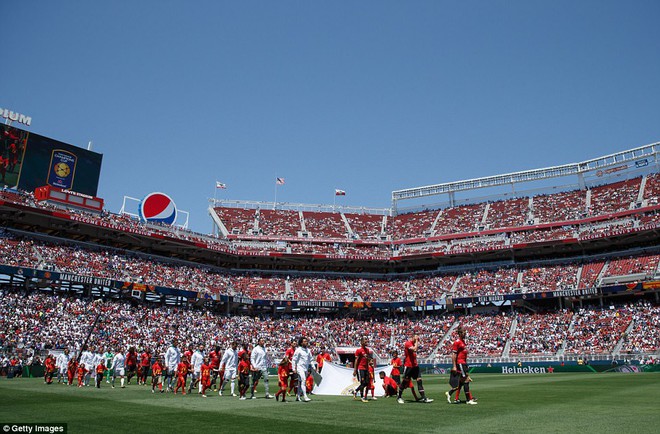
left=1, top=373, right=659, bottom=433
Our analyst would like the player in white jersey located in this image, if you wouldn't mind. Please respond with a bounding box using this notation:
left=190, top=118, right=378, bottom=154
left=219, top=341, right=239, bottom=397
left=250, top=338, right=273, bottom=399
left=292, top=337, right=313, bottom=402
left=56, top=349, right=70, bottom=384
left=79, top=345, right=94, bottom=386
left=111, top=348, right=126, bottom=389
left=164, top=339, right=181, bottom=392
left=189, top=345, right=204, bottom=394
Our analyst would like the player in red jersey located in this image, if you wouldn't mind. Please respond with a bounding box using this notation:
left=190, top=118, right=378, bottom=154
left=138, top=348, right=151, bottom=385
left=275, top=357, right=289, bottom=402
left=125, top=347, right=138, bottom=384
left=390, top=350, right=402, bottom=385
left=446, top=327, right=477, bottom=405
left=67, top=358, right=77, bottom=386
left=200, top=357, right=212, bottom=397
left=397, top=335, right=433, bottom=404
left=77, top=364, right=88, bottom=388
left=379, top=371, right=398, bottom=397
left=174, top=358, right=188, bottom=395
left=316, top=347, right=331, bottom=371
left=367, top=359, right=376, bottom=400
left=237, top=352, right=251, bottom=400
left=44, top=355, right=56, bottom=384
left=151, top=358, right=164, bottom=393
left=209, top=345, right=221, bottom=392
left=285, top=340, right=297, bottom=395
left=305, top=372, right=314, bottom=395
left=353, top=336, right=373, bottom=403
left=95, top=361, right=108, bottom=388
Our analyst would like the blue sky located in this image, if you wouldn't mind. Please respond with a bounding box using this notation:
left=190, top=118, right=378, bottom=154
left=2, top=1, right=660, bottom=232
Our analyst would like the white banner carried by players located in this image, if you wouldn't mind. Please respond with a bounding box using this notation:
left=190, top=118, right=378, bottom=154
left=314, top=362, right=392, bottom=396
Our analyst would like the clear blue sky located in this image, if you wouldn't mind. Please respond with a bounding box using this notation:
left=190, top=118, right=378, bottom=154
left=2, top=1, right=660, bottom=232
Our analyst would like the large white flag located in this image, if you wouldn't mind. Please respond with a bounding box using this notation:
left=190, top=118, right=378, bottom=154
left=314, top=362, right=392, bottom=396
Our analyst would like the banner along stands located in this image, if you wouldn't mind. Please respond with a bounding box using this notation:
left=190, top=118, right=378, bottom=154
left=314, top=362, right=392, bottom=396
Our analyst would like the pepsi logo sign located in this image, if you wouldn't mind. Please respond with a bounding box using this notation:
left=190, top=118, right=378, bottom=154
left=139, top=192, right=177, bottom=225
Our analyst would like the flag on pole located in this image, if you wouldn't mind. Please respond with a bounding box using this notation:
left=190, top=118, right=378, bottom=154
left=276, top=177, right=285, bottom=185
left=335, top=189, right=346, bottom=196
left=215, top=181, right=227, bottom=189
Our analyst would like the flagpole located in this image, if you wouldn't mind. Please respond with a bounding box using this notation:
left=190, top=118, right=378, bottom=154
left=333, top=189, right=336, bottom=210
left=274, top=177, right=278, bottom=210
left=212, top=182, right=216, bottom=236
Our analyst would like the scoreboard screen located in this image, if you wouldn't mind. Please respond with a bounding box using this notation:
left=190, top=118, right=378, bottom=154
left=1, top=124, right=103, bottom=196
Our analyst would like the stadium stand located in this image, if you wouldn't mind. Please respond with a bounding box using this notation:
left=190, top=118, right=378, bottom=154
left=510, top=311, right=574, bottom=355
left=589, top=177, right=641, bottom=216
left=215, top=207, right=256, bottom=235
left=485, top=197, right=529, bottom=229
left=391, top=209, right=438, bottom=239
left=302, top=211, right=347, bottom=239
left=256, top=209, right=301, bottom=237
left=532, top=190, right=587, bottom=223
left=432, top=203, right=486, bottom=235
left=344, top=213, right=384, bottom=239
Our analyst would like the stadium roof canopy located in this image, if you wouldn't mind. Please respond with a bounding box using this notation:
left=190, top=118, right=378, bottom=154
left=391, top=142, right=660, bottom=208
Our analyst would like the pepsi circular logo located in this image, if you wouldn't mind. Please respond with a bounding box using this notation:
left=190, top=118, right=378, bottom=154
left=139, top=192, right=177, bottom=225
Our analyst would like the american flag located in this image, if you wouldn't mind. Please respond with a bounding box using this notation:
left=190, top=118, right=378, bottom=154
left=215, top=181, right=226, bottom=189
left=276, top=177, right=285, bottom=185
left=335, top=189, right=346, bottom=196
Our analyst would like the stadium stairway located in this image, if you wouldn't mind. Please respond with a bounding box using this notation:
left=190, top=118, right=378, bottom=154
left=502, top=317, right=518, bottom=358
left=556, top=314, right=577, bottom=357
left=637, top=175, right=648, bottom=205
left=429, top=319, right=459, bottom=359
left=31, top=245, right=47, bottom=270
left=209, top=206, right=229, bottom=237
left=340, top=213, right=354, bottom=238
left=612, top=319, right=637, bottom=356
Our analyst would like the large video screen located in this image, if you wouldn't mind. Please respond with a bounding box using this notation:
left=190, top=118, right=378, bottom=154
left=1, top=124, right=103, bottom=196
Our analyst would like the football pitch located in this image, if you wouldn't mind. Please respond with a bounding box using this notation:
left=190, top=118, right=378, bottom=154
left=1, top=373, right=659, bottom=433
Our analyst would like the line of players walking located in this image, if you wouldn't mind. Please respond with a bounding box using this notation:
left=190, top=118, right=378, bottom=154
left=42, top=328, right=476, bottom=405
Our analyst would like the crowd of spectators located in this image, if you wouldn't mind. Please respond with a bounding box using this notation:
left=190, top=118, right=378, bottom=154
left=588, top=178, right=641, bottom=216
left=564, top=306, right=634, bottom=354
left=520, top=264, right=579, bottom=292
left=1, top=231, right=659, bottom=303
left=643, top=173, right=660, bottom=206
left=391, top=209, right=438, bottom=239
left=344, top=213, right=384, bottom=239
left=510, top=311, right=574, bottom=355
left=485, top=197, right=529, bottom=229
left=1, top=291, right=658, bottom=366
left=2, top=180, right=658, bottom=261
left=433, top=203, right=486, bottom=235
left=533, top=190, right=587, bottom=223
left=302, top=211, right=347, bottom=239
left=620, top=303, right=660, bottom=354
left=215, top=207, right=256, bottom=235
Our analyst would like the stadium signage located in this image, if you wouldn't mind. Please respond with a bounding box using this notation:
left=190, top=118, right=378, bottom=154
left=61, top=189, right=94, bottom=200
left=231, top=296, right=253, bottom=305
left=501, top=366, right=547, bottom=374
left=59, top=273, right=113, bottom=287
left=0, top=107, right=32, bottom=126
left=551, top=288, right=598, bottom=298
left=477, top=295, right=504, bottom=302
left=297, top=300, right=337, bottom=307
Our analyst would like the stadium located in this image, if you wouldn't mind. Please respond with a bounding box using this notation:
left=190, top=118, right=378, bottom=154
left=1, top=118, right=659, bottom=432
left=3, top=3, right=660, bottom=433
